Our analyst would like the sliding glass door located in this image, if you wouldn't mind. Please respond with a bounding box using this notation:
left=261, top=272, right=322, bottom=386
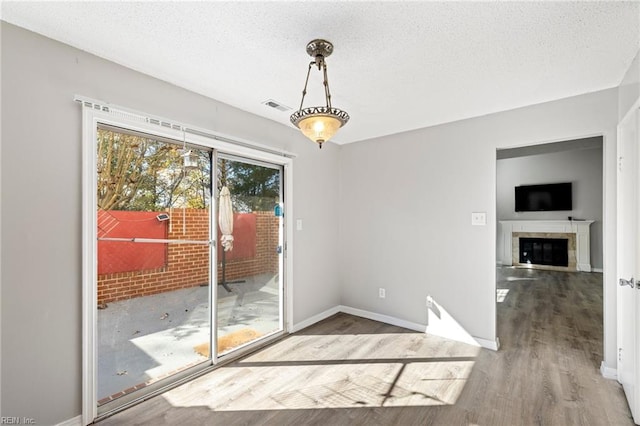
left=215, top=155, right=284, bottom=355
left=96, top=126, right=213, bottom=411
left=89, top=119, right=287, bottom=419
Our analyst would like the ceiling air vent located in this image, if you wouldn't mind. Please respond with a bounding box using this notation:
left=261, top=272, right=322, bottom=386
left=262, top=99, right=291, bottom=112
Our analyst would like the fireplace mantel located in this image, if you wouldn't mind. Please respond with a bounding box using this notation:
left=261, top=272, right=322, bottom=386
left=499, top=220, right=594, bottom=272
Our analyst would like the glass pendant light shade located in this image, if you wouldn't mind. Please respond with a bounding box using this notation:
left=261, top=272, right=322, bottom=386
left=299, top=115, right=341, bottom=146
left=291, top=39, right=349, bottom=149
left=291, top=107, right=348, bottom=148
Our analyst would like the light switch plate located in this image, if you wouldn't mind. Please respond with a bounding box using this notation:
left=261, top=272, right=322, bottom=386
left=296, top=219, right=303, bottom=231
left=471, top=212, right=486, bottom=226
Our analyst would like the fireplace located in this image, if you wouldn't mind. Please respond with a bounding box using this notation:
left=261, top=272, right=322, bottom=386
left=519, top=237, right=569, bottom=267
left=499, top=220, right=594, bottom=272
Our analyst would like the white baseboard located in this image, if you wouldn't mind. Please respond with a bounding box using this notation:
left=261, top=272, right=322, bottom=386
left=56, top=415, right=82, bottom=426
left=339, top=305, right=426, bottom=332
left=291, top=305, right=341, bottom=333
left=592, top=267, right=603, bottom=273
left=578, top=263, right=592, bottom=272
left=476, top=336, right=500, bottom=351
left=600, top=361, right=617, bottom=380
left=425, top=323, right=500, bottom=351
left=292, top=305, right=500, bottom=352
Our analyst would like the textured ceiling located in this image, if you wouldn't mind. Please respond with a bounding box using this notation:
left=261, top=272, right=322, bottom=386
left=2, top=1, right=639, bottom=145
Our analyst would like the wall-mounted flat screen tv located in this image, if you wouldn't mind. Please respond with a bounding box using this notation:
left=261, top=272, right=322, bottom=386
left=515, top=182, right=572, bottom=212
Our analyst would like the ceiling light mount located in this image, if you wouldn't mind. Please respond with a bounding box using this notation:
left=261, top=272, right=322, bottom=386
left=306, top=39, right=333, bottom=68
left=290, top=39, right=349, bottom=149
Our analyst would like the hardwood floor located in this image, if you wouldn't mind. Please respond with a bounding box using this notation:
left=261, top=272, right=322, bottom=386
left=99, top=268, right=633, bottom=425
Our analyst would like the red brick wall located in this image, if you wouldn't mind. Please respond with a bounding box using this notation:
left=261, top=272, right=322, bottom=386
left=97, top=209, right=280, bottom=304
left=218, top=211, right=280, bottom=283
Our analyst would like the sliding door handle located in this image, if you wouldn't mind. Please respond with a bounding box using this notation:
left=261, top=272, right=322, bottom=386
left=619, top=277, right=635, bottom=288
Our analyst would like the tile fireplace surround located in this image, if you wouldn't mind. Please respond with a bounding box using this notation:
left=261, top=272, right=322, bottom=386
left=499, top=220, right=594, bottom=272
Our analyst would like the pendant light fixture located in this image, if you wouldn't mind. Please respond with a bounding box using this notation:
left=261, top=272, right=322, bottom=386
left=182, top=150, right=198, bottom=170
left=290, top=39, right=349, bottom=149
left=180, top=128, right=198, bottom=170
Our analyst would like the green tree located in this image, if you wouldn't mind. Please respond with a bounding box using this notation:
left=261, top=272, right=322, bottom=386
left=97, top=128, right=278, bottom=213
left=97, top=128, right=211, bottom=211
left=218, top=159, right=279, bottom=212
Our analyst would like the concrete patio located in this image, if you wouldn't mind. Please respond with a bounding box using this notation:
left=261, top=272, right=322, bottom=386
left=97, top=273, right=280, bottom=402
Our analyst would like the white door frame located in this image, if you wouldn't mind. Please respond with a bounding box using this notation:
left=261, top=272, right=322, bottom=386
left=616, top=103, right=640, bottom=424
left=81, top=104, right=294, bottom=424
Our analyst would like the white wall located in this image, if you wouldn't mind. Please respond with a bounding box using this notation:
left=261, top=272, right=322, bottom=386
left=496, top=145, right=603, bottom=269
left=619, top=50, right=640, bottom=121
left=0, top=23, right=342, bottom=424
left=1, top=21, right=632, bottom=424
left=339, top=88, right=618, bottom=355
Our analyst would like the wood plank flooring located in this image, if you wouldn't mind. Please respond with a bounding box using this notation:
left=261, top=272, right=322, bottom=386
left=99, top=268, right=633, bottom=425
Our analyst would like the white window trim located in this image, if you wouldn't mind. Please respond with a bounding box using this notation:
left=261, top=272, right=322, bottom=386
left=81, top=103, right=294, bottom=424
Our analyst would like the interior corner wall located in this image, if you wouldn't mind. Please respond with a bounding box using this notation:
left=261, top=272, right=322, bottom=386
left=619, top=49, right=640, bottom=121
left=339, top=88, right=618, bottom=351
left=0, top=22, right=341, bottom=424
left=496, top=146, right=604, bottom=270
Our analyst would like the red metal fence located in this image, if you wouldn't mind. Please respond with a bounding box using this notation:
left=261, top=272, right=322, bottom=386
left=97, top=209, right=279, bottom=304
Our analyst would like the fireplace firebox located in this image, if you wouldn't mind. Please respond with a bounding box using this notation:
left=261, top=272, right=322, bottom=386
left=500, top=220, right=593, bottom=271
left=519, top=238, right=569, bottom=267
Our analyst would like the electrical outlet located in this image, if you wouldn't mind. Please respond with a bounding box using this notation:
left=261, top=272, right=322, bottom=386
left=471, top=212, right=487, bottom=226
left=426, top=296, right=433, bottom=308
left=379, top=288, right=386, bottom=298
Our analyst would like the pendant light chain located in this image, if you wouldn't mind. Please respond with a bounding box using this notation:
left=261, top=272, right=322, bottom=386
left=297, top=61, right=315, bottom=112
left=296, top=58, right=334, bottom=112
left=323, top=61, right=332, bottom=109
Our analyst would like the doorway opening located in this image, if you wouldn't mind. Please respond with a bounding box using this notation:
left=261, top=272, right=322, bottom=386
left=495, top=136, right=604, bottom=350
